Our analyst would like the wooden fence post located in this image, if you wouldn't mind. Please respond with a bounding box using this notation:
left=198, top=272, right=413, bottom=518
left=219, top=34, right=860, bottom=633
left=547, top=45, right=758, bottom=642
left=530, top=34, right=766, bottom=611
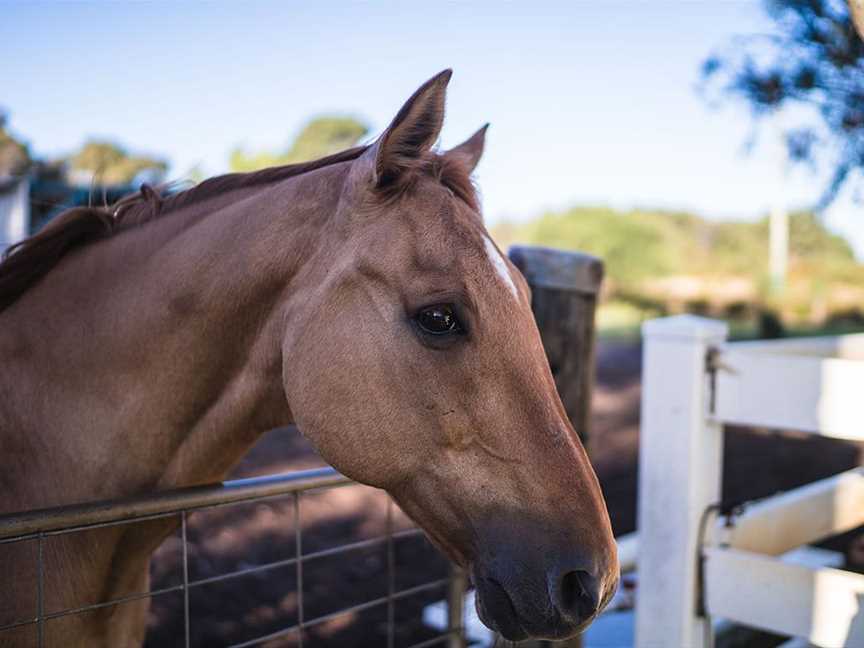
left=635, top=315, right=728, bottom=648
left=507, top=246, right=604, bottom=448
left=508, top=245, right=604, bottom=648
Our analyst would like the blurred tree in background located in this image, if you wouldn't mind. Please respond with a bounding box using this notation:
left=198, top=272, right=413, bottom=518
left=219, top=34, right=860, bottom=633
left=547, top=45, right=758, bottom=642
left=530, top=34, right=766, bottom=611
left=69, top=139, right=167, bottom=186
left=492, top=206, right=864, bottom=329
left=0, top=112, right=31, bottom=177
left=493, top=206, right=860, bottom=289
left=702, top=0, right=864, bottom=205
left=230, top=116, right=369, bottom=172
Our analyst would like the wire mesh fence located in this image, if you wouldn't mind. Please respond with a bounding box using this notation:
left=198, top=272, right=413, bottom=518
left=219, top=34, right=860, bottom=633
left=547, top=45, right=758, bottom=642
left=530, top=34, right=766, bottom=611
left=0, top=467, right=469, bottom=648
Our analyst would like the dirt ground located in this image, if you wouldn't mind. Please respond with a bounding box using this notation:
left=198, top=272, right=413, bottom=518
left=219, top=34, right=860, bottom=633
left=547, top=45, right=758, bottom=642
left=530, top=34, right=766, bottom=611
left=144, top=340, right=864, bottom=647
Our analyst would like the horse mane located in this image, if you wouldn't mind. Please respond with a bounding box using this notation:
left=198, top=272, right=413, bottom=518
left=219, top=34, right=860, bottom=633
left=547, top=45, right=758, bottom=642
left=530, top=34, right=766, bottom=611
left=0, top=144, right=477, bottom=313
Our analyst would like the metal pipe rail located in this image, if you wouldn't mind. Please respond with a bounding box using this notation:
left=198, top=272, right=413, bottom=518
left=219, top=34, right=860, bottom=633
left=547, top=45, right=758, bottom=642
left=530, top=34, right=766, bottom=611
left=0, top=467, right=469, bottom=648
left=0, top=467, right=349, bottom=541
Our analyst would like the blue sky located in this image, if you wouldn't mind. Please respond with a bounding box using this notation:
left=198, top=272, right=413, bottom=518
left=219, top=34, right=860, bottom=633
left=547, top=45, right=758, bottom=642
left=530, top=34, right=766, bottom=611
left=3, top=1, right=863, bottom=257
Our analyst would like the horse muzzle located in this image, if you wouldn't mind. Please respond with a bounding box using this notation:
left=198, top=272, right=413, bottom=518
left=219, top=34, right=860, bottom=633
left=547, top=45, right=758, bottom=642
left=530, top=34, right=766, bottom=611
left=470, top=545, right=617, bottom=641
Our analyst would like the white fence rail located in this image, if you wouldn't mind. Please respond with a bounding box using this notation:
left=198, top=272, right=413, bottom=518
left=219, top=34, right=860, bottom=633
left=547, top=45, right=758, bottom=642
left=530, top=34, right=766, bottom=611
left=635, top=315, right=864, bottom=648
left=720, top=467, right=864, bottom=556
left=703, top=547, right=864, bottom=647
left=714, top=348, right=864, bottom=441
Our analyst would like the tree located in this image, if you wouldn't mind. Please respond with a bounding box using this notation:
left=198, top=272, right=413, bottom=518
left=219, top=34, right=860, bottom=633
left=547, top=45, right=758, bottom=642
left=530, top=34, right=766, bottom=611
left=69, top=139, right=167, bottom=186
left=230, top=116, right=369, bottom=172
left=490, top=205, right=862, bottom=290
left=0, top=112, right=31, bottom=177
left=702, top=0, right=864, bottom=206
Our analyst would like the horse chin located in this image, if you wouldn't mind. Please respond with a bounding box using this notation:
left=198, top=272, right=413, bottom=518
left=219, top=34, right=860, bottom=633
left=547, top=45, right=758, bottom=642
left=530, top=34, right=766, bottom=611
left=472, top=575, right=529, bottom=641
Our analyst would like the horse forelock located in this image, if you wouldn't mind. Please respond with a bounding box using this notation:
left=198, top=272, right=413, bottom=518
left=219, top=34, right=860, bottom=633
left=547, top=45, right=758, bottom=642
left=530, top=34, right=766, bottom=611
left=375, top=150, right=479, bottom=214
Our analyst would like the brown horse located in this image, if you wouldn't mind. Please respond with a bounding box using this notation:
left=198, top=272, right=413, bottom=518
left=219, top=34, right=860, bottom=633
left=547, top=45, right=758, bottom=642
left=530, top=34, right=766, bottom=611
left=0, top=71, right=617, bottom=645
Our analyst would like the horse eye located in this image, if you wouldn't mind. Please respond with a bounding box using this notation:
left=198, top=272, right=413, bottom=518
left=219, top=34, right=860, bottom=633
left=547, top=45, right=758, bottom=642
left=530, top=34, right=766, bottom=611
left=416, top=304, right=460, bottom=335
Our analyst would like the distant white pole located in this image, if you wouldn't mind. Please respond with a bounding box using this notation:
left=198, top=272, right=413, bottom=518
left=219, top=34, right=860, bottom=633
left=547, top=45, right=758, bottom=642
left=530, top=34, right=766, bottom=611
left=769, top=122, right=788, bottom=294
left=635, top=315, right=728, bottom=648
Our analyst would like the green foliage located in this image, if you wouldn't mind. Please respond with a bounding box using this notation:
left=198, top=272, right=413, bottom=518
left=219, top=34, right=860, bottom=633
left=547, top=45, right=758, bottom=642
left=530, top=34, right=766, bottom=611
left=787, top=210, right=855, bottom=263
left=69, top=139, right=167, bottom=185
left=0, top=112, right=31, bottom=176
left=491, top=206, right=863, bottom=292
left=494, top=205, right=864, bottom=338
left=702, top=0, right=864, bottom=205
left=230, top=116, right=369, bottom=172
left=495, top=207, right=698, bottom=288
left=707, top=220, right=765, bottom=275
left=546, top=210, right=673, bottom=283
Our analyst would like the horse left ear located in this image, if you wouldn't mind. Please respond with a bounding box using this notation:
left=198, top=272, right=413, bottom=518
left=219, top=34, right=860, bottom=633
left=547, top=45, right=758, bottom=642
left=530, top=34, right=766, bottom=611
left=367, top=69, right=452, bottom=187
left=443, top=124, right=488, bottom=174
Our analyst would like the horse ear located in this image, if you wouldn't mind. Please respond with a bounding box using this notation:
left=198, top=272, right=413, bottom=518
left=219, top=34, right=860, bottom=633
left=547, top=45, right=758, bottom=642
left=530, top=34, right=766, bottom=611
left=443, top=124, right=488, bottom=174
left=368, top=69, right=452, bottom=187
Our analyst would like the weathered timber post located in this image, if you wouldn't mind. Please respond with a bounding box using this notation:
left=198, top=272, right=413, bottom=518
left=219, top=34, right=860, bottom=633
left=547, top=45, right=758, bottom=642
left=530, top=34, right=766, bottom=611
left=508, top=245, right=604, bottom=648
left=446, top=565, right=468, bottom=648
left=508, top=245, right=604, bottom=448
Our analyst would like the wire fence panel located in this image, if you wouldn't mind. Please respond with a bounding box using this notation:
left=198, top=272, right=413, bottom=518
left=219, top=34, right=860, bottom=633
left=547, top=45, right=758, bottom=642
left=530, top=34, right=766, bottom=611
left=0, top=468, right=470, bottom=647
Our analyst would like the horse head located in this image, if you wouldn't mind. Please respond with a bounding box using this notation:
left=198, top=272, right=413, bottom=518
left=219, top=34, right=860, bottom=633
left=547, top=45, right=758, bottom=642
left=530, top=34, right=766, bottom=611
left=281, top=71, right=618, bottom=641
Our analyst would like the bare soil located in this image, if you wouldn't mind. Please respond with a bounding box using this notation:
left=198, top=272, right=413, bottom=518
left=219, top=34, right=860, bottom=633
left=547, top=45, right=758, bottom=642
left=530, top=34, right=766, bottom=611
left=144, top=340, right=864, bottom=647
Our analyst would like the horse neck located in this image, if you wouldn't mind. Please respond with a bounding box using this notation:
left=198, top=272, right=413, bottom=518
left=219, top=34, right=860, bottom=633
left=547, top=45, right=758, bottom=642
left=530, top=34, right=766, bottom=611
left=0, top=164, right=349, bottom=512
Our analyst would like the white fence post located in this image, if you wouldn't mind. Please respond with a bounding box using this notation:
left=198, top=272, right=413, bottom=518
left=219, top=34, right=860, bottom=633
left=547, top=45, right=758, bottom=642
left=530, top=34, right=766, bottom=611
left=635, top=315, right=728, bottom=648
left=0, top=177, right=30, bottom=255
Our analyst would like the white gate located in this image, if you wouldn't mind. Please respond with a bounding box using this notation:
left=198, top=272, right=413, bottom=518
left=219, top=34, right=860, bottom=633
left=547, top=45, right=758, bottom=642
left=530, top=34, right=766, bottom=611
left=635, top=315, right=864, bottom=648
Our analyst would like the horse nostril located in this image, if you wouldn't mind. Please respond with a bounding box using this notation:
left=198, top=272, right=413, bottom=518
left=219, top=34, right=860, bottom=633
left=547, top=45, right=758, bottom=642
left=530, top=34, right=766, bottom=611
left=558, top=569, right=601, bottom=622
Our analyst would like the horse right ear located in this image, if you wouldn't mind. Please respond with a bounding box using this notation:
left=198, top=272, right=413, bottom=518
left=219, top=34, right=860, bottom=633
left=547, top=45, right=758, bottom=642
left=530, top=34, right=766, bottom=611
left=362, top=70, right=452, bottom=188
left=443, top=124, right=488, bottom=174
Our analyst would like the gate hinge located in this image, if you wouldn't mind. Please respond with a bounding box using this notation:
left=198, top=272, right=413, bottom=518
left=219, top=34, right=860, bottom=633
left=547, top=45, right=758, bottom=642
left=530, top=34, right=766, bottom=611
left=705, top=346, right=736, bottom=415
